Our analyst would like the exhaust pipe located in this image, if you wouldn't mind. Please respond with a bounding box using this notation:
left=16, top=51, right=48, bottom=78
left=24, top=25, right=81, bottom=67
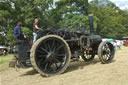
left=88, top=14, right=94, bottom=34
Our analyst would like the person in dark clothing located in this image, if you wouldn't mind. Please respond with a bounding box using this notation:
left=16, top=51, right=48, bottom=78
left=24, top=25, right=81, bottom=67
left=14, top=22, right=26, bottom=40
left=9, top=22, right=27, bottom=68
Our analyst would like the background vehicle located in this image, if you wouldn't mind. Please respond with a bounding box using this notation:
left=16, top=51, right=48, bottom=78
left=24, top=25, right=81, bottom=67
left=0, top=46, right=8, bottom=56
left=123, top=40, right=128, bottom=46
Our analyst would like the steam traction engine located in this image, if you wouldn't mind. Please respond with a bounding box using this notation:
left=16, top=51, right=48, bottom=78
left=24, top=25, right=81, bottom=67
left=9, top=15, right=115, bottom=77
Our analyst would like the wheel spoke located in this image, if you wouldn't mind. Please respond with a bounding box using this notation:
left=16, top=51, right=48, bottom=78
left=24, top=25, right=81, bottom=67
left=55, top=45, right=64, bottom=52
left=40, top=47, right=48, bottom=53
left=103, top=55, right=106, bottom=60
left=47, top=42, right=51, bottom=52
left=55, top=58, right=63, bottom=63
left=44, top=62, right=49, bottom=71
left=56, top=54, right=66, bottom=57
left=104, top=54, right=109, bottom=60
left=106, top=54, right=110, bottom=60
left=38, top=58, right=44, bottom=66
left=105, top=55, right=108, bottom=60
left=43, top=42, right=48, bottom=50
left=51, top=40, right=55, bottom=49
left=54, top=62, right=58, bottom=68
left=107, top=54, right=110, bottom=57
left=38, top=54, right=47, bottom=58
left=37, top=50, right=44, bottom=54
left=53, top=46, right=56, bottom=52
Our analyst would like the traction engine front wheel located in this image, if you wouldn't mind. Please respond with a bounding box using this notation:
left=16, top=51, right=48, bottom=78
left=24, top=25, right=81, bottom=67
left=98, top=41, right=115, bottom=64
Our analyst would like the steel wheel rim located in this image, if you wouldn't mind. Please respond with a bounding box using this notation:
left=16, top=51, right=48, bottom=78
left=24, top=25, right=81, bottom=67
left=35, top=37, right=69, bottom=74
left=102, top=43, right=114, bottom=61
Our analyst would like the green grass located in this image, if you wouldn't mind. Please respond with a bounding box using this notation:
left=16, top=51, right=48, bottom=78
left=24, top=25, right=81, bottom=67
left=0, top=54, right=14, bottom=71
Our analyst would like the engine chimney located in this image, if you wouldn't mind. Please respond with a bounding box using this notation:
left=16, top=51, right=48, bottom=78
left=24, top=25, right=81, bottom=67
left=88, top=14, right=94, bottom=34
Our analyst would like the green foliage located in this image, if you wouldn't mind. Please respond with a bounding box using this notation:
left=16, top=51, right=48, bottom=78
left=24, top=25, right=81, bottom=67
left=5, top=28, right=16, bottom=46
left=0, top=34, right=6, bottom=45
left=58, top=14, right=98, bottom=32
left=89, top=0, right=128, bottom=39
left=58, top=14, right=88, bottom=29
left=56, top=0, right=88, bottom=15
left=21, top=27, right=33, bottom=40
left=48, top=0, right=89, bottom=28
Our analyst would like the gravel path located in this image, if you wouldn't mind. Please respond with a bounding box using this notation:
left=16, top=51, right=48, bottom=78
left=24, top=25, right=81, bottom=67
left=1, top=47, right=128, bottom=85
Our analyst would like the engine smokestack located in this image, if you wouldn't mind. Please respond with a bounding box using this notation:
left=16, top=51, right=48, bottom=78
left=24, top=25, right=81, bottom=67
left=88, top=14, right=94, bottom=34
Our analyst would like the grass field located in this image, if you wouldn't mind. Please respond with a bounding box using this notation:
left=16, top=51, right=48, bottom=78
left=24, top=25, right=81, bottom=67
left=0, top=54, right=14, bottom=71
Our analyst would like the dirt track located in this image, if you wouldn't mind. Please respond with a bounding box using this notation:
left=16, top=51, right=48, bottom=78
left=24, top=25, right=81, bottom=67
left=1, top=47, right=128, bottom=85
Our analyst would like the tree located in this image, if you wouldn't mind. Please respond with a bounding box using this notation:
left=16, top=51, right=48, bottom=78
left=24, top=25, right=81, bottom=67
left=0, top=34, right=6, bottom=45
left=0, top=1, right=13, bottom=32
left=89, top=0, right=128, bottom=39
left=48, top=0, right=89, bottom=28
left=118, top=10, right=128, bottom=36
left=21, top=27, right=33, bottom=40
left=58, top=14, right=98, bottom=32
left=5, top=28, right=16, bottom=46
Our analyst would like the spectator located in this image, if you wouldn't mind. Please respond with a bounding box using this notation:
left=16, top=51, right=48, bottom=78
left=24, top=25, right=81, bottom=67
left=117, top=41, right=121, bottom=50
left=113, top=41, right=117, bottom=51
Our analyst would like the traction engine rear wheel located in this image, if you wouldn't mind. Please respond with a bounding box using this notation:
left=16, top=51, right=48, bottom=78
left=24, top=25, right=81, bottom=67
left=30, top=35, right=71, bottom=77
left=98, top=41, right=115, bottom=64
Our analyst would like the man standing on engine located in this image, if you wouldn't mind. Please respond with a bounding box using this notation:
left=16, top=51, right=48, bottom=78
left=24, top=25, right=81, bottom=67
left=14, top=22, right=26, bottom=40
left=33, top=18, right=40, bottom=42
